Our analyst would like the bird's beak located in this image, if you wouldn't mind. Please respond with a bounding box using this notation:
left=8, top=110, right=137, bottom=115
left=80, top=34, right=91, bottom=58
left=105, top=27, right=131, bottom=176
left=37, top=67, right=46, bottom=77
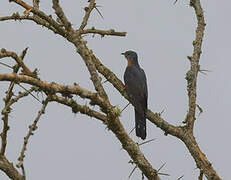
left=121, top=52, right=125, bottom=55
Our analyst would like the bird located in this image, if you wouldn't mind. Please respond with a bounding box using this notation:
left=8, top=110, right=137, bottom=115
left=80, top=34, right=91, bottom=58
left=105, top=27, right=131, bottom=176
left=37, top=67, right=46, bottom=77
left=122, top=50, right=148, bottom=140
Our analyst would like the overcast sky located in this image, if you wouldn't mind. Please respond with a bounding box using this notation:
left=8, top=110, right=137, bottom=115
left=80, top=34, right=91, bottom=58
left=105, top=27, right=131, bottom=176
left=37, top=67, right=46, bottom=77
left=0, top=0, right=230, bottom=179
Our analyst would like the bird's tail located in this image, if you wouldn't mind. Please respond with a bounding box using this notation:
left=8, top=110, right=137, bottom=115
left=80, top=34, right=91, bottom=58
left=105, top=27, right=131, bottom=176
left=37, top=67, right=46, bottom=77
left=135, top=109, right=146, bottom=140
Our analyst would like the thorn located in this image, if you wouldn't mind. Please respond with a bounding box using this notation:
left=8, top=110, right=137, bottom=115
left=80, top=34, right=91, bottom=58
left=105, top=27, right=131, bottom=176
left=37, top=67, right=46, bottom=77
left=159, top=109, right=165, bottom=116
left=196, top=104, right=203, bottom=116
left=128, top=127, right=135, bottom=135
left=187, top=56, right=192, bottom=61
left=138, top=138, right=156, bottom=146
left=18, top=84, right=42, bottom=104
left=177, top=175, right=184, bottom=180
left=199, top=69, right=212, bottom=75
left=121, top=103, right=130, bottom=113
left=128, top=165, right=137, bottom=179
left=173, top=0, right=178, bottom=5
left=158, top=172, right=170, bottom=176
left=128, top=160, right=134, bottom=164
left=157, top=162, right=166, bottom=172
left=102, top=79, right=108, bottom=84
left=94, top=5, right=104, bottom=19
left=0, top=62, right=13, bottom=69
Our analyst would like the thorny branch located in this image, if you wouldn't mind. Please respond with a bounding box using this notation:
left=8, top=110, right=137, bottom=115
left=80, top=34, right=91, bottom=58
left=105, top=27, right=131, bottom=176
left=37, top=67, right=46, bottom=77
left=52, top=0, right=72, bottom=31
left=0, top=0, right=222, bottom=180
left=49, top=94, right=108, bottom=122
left=0, top=47, right=29, bottom=156
left=80, top=28, right=126, bottom=37
left=0, top=48, right=35, bottom=77
left=79, top=0, right=96, bottom=30
left=185, top=0, right=206, bottom=130
left=17, top=97, right=49, bottom=169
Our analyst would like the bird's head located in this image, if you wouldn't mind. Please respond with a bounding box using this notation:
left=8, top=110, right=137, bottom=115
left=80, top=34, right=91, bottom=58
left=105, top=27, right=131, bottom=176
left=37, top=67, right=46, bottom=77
left=121, top=50, right=138, bottom=66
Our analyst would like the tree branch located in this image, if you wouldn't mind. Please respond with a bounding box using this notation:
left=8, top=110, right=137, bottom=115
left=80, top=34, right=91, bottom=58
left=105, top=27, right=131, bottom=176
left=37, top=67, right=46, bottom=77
left=0, top=49, right=35, bottom=77
left=80, top=28, right=126, bottom=37
left=184, top=0, right=206, bottom=131
left=0, top=0, right=222, bottom=179
left=17, top=97, right=49, bottom=168
left=9, top=0, right=67, bottom=36
left=1, top=48, right=29, bottom=156
left=0, top=156, right=23, bottom=180
left=79, top=0, right=96, bottom=30
left=49, top=94, right=107, bottom=122
left=52, top=0, right=72, bottom=31
left=0, top=13, right=60, bottom=34
left=0, top=72, right=93, bottom=96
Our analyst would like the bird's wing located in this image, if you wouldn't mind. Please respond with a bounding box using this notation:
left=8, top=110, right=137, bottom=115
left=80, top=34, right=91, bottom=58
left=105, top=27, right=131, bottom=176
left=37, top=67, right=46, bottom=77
left=124, top=66, right=148, bottom=112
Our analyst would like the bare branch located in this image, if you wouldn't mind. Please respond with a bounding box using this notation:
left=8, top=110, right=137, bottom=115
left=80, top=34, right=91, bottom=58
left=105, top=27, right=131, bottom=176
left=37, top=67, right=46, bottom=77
left=17, top=84, right=41, bottom=103
left=0, top=156, right=23, bottom=180
left=52, top=0, right=72, bottom=31
left=0, top=1, right=222, bottom=179
left=0, top=49, right=35, bottom=77
left=17, top=97, right=49, bottom=168
left=81, top=28, right=126, bottom=37
left=79, top=0, right=96, bottom=30
left=0, top=13, right=60, bottom=34
left=49, top=94, right=107, bottom=122
left=9, top=0, right=67, bottom=36
left=0, top=73, right=107, bottom=108
left=3, top=87, right=37, bottom=114
left=185, top=0, right=206, bottom=130
left=0, top=47, right=30, bottom=156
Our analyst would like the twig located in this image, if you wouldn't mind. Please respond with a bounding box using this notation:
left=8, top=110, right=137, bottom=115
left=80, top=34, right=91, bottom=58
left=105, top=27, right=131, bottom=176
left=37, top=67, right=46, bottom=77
left=9, top=0, right=66, bottom=36
left=0, top=49, right=35, bottom=77
left=52, top=0, right=72, bottom=31
left=0, top=73, right=97, bottom=100
left=49, top=94, right=107, bottom=122
left=81, top=28, right=126, bottom=37
left=17, top=97, right=49, bottom=168
left=3, top=87, right=37, bottom=112
left=0, top=13, right=59, bottom=34
left=79, top=0, right=96, bottom=30
left=185, top=0, right=206, bottom=130
left=17, top=84, right=41, bottom=103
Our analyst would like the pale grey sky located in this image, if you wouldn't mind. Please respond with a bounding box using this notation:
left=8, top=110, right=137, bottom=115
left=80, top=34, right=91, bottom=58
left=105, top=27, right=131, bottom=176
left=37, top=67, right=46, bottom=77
left=0, top=0, right=230, bottom=179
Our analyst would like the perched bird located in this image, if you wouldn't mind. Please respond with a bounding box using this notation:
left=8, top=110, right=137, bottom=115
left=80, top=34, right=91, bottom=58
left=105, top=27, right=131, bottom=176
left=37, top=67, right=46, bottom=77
left=122, top=50, right=148, bottom=140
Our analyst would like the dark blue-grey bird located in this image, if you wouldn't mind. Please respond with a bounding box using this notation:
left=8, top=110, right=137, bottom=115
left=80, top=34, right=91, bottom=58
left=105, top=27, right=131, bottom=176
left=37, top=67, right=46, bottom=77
left=122, top=50, right=148, bottom=140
